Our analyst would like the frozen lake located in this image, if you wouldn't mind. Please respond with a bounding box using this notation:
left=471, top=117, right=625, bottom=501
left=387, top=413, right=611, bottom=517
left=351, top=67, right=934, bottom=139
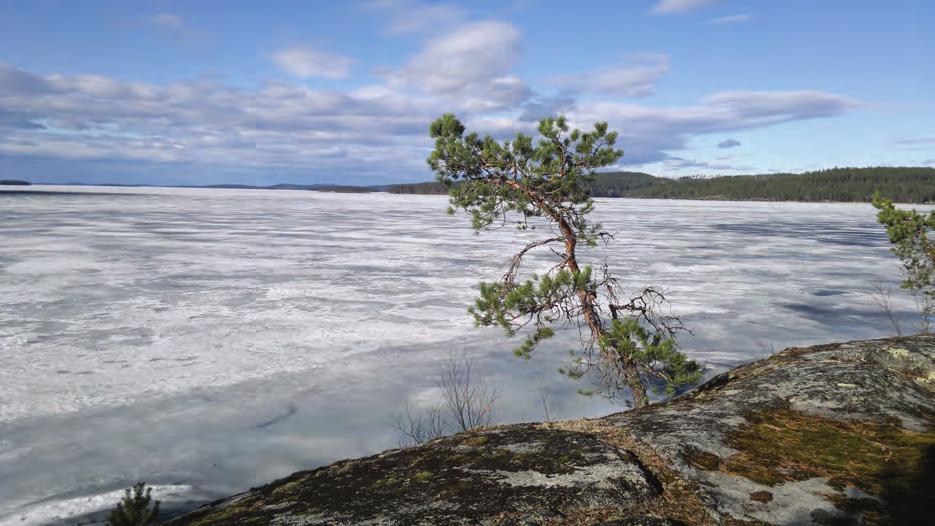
left=0, top=186, right=923, bottom=524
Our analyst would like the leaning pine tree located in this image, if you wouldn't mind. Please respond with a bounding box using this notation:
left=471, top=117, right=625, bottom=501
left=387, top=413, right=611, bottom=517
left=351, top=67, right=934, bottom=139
left=428, top=114, right=701, bottom=408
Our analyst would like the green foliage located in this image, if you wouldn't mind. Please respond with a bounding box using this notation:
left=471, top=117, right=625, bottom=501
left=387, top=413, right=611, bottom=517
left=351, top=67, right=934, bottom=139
left=623, top=167, right=935, bottom=203
left=428, top=113, right=701, bottom=404
left=390, top=167, right=935, bottom=203
left=599, top=318, right=702, bottom=394
left=584, top=171, right=659, bottom=196
left=872, top=192, right=935, bottom=332
left=428, top=113, right=613, bottom=239
left=107, top=482, right=160, bottom=526
left=872, top=193, right=935, bottom=292
left=469, top=268, right=592, bottom=336
left=388, top=181, right=452, bottom=195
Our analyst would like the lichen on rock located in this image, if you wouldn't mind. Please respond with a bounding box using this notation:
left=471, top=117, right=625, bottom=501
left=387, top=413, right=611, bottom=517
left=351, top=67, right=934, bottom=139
left=168, top=336, right=935, bottom=525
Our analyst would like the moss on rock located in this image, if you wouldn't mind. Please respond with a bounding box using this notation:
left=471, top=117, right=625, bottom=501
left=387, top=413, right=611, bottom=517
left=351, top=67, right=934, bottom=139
left=721, top=408, right=935, bottom=494
left=168, top=336, right=935, bottom=525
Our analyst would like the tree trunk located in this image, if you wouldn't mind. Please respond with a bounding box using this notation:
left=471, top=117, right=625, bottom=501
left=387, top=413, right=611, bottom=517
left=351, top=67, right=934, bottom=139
left=499, top=178, right=649, bottom=407
left=555, top=217, right=649, bottom=408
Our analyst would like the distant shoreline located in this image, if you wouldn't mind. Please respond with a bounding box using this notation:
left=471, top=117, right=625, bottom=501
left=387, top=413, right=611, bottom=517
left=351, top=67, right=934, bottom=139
left=4, top=186, right=932, bottom=206
left=0, top=189, right=134, bottom=196
left=5, top=166, right=935, bottom=204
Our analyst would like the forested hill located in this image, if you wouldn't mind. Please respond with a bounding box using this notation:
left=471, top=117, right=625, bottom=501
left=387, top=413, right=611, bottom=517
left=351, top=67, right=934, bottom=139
left=388, top=167, right=935, bottom=203
left=387, top=181, right=450, bottom=195
left=385, top=172, right=659, bottom=196
left=624, top=167, right=935, bottom=203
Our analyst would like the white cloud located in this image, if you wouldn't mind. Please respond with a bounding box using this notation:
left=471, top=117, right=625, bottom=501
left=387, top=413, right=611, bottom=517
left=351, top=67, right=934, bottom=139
left=571, top=90, right=859, bottom=164
left=0, top=62, right=55, bottom=94
left=363, top=0, right=467, bottom=35
left=650, top=0, right=720, bottom=14
left=272, top=47, right=354, bottom=79
left=0, top=62, right=440, bottom=181
left=554, top=54, right=670, bottom=97
left=710, top=14, right=752, bottom=25
left=663, top=155, right=752, bottom=172
left=702, top=90, right=859, bottom=122
left=389, top=21, right=530, bottom=111
left=0, top=58, right=861, bottom=183
left=894, top=137, right=935, bottom=149
left=518, top=92, right=577, bottom=123
left=149, top=13, right=184, bottom=31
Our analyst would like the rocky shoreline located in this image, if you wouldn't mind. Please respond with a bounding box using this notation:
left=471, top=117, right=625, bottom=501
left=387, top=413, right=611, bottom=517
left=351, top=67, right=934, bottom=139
left=169, top=335, right=935, bottom=525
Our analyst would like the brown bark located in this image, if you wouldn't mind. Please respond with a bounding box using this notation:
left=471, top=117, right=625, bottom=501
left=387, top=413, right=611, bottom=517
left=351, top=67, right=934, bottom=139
left=555, top=215, right=649, bottom=408
left=496, top=177, right=649, bottom=407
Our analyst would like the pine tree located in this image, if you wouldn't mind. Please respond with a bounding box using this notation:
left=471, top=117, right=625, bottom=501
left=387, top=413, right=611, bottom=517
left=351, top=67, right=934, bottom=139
left=428, top=114, right=701, bottom=407
left=107, top=482, right=160, bottom=526
left=872, top=192, right=935, bottom=332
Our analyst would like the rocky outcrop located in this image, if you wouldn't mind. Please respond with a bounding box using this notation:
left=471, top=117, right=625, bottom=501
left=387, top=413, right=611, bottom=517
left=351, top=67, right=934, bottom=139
left=169, top=336, right=935, bottom=525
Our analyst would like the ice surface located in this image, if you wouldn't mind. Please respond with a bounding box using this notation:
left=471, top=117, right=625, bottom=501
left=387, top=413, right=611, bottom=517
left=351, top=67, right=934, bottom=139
left=0, top=186, right=925, bottom=524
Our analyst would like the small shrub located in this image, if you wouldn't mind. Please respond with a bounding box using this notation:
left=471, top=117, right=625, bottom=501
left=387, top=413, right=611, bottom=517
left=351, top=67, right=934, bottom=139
left=107, top=482, right=160, bottom=526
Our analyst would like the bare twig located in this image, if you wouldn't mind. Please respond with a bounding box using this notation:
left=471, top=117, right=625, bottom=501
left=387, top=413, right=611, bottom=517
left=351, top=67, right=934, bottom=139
left=913, top=290, right=933, bottom=334
left=503, top=237, right=562, bottom=286
left=394, top=353, right=498, bottom=445
left=393, top=402, right=448, bottom=447
left=867, top=280, right=902, bottom=336
left=537, top=381, right=552, bottom=423
left=440, top=353, right=497, bottom=432
left=755, top=340, right=776, bottom=359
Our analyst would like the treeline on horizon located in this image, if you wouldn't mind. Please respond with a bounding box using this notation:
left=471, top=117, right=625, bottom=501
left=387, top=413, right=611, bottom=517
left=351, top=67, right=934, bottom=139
left=387, top=167, right=935, bottom=203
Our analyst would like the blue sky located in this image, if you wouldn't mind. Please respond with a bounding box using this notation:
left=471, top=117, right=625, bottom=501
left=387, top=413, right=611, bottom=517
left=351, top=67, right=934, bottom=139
left=0, top=0, right=933, bottom=185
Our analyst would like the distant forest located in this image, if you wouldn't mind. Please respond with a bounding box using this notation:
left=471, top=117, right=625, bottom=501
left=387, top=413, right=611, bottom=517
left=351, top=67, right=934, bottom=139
left=388, top=167, right=935, bottom=203
left=12, top=167, right=934, bottom=203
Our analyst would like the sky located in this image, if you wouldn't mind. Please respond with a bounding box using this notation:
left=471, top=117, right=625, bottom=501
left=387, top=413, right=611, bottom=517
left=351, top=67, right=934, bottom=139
left=0, top=0, right=933, bottom=186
